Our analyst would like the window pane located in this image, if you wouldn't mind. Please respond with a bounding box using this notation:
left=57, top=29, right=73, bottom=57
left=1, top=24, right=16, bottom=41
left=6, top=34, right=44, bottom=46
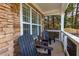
left=32, top=10, right=37, bottom=24
left=32, top=25, right=37, bottom=37
left=44, top=15, right=61, bottom=30
left=37, top=14, right=41, bottom=24
left=39, top=26, right=41, bottom=35
left=23, top=4, right=30, bottom=22
left=23, top=24, right=30, bottom=34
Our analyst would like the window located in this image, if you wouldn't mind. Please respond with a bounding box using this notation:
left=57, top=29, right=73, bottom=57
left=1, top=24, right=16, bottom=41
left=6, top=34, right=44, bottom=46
left=23, top=4, right=30, bottom=22
left=22, top=4, right=30, bottom=35
left=38, top=14, right=41, bottom=24
left=32, top=10, right=38, bottom=24
left=44, top=15, right=61, bottom=30
left=22, top=4, right=41, bottom=38
left=23, top=24, right=30, bottom=34
left=32, top=10, right=41, bottom=37
left=32, top=25, right=38, bottom=37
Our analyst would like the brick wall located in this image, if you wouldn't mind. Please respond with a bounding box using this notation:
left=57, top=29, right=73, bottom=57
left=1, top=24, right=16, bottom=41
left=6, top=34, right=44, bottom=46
left=0, top=3, right=20, bottom=56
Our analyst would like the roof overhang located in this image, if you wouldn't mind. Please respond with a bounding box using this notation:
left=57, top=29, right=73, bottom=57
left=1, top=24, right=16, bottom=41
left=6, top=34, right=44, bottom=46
left=32, top=3, right=68, bottom=16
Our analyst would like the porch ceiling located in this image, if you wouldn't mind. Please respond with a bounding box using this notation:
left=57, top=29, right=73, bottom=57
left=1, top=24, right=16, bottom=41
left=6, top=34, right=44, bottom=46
left=32, top=3, right=68, bottom=16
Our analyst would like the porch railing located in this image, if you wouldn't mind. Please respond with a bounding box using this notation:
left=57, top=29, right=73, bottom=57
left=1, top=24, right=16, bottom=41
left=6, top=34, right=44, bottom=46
left=47, top=30, right=79, bottom=56
left=61, top=31, right=79, bottom=56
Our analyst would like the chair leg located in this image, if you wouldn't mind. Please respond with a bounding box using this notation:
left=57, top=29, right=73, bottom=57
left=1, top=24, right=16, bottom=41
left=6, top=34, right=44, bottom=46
left=48, top=49, right=51, bottom=56
left=49, top=38, right=51, bottom=44
left=54, top=39, right=55, bottom=42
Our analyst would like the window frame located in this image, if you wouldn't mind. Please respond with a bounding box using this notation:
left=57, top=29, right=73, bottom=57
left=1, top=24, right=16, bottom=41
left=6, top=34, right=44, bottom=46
left=20, top=3, right=42, bottom=36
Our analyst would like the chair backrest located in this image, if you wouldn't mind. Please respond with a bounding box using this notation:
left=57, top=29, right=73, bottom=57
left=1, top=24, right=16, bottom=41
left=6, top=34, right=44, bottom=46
left=19, top=33, right=37, bottom=56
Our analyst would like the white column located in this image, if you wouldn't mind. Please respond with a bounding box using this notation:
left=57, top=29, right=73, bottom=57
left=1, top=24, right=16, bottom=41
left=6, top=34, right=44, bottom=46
left=61, top=3, right=65, bottom=31
left=60, top=13, right=64, bottom=42
left=61, top=13, right=64, bottom=31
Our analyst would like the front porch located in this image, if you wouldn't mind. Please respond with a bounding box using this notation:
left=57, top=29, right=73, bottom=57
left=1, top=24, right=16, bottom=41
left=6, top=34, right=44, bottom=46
left=0, top=3, right=79, bottom=56
left=19, top=3, right=79, bottom=56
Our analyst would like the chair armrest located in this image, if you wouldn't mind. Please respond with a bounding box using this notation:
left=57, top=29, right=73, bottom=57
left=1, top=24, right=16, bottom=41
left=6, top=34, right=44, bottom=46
left=42, top=39, right=48, bottom=42
left=36, top=44, right=53, bottom=55
left=35, top=39, right=48, bottom=46
left=36, top=44, right=53, bottom=50
left=41, top=41, right=48, bottom=45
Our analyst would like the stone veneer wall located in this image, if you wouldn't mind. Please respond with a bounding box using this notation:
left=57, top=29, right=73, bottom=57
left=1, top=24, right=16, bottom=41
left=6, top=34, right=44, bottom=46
left=0, top=3, right=20, bottom=56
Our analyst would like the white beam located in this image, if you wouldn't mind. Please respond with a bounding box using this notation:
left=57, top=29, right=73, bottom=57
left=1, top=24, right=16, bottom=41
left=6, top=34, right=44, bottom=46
left=30, top=8, right=32, bottom=35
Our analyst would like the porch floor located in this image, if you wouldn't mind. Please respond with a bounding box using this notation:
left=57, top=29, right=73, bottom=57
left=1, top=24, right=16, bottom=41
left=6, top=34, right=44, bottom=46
left=49, top=40, right=65, bottom=56
left=37, top=40, right=65, bottom=56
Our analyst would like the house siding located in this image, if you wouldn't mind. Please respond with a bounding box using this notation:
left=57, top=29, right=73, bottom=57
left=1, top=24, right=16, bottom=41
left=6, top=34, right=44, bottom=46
left=0, top=3, right=20, bottom=56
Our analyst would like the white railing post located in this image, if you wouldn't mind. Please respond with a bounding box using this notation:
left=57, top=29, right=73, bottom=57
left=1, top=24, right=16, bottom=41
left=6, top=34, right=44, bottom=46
left=77, top=45, right=79, bottom=56
left=60, top=13, right=64, bottom=42
left=64, top=35, right=67, bottom=51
